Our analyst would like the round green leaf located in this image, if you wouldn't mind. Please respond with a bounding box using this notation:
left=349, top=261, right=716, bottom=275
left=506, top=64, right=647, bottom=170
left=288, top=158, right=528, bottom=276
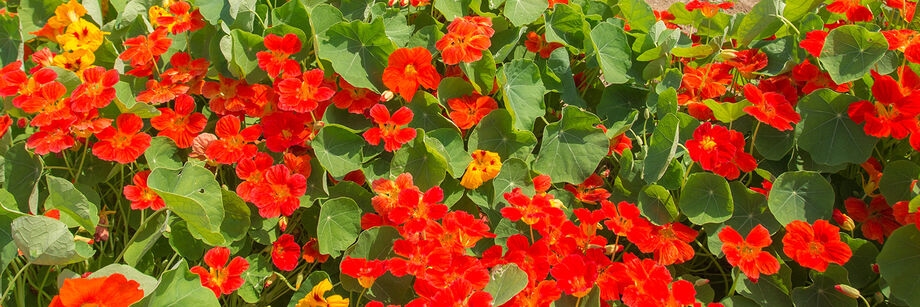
left=88, top=264, right=159, bottom=297
left=725, top=181, right=781, bottom=234
left=144, top=136, right=183, bottom=170
left=767, top=171, right=834, bottom=226
left=317, top=197, right=361, bottom=255
left=533, top=106, right=608, bottom=184
left=638, top=184, right=678, bottom=225
left=643, top=113, right=679, bottom=184
left=142, top=261, right=220, bottom=307
left=790, top=266, right=857, bottom=307
left=679, top=173, right=733, bottom=225
left=390, top=129, right=449, bottom=191
left=796, top=89, right=877, bottom=166
left=840, top=233, right=879, bottom=288
left=754, top=124, right=794, bottom=161
left=503, top=0, right=548, bottom=27
left=818, top=25, right=888, bottom=84
left=44, top=175, right=99, bottom=231
left=468, top=109, right=538, bottom=161
left=147, top=164, right=225, bottom=246
left=313, top=124, right=365, bottom=178
left=341, top=226, right=414, bottom=304
left=880, top=160, right=920, bottom=203
left=877, top=226, right=920, bottom=306
left=11, top=215, right=93, bottom=265
left=500, top=59, right=546, bottom=131
left=484, top=263, right=529, bottom=305
left=317, top=19, right=396, bottom=92
left=591, top=22, right=631, bottom=84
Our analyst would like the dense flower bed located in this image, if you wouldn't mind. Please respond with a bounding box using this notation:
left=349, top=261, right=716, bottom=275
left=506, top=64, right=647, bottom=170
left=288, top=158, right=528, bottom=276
left=1, top=0, right=920, bottom=306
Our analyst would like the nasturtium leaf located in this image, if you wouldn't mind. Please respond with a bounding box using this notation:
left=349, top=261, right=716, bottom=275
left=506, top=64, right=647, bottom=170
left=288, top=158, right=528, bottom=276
left=236, top=254, right=272, bottom=303
left=346, top=226, right=401, bottom=261
left=317, top=19, right=396, bottom=93
left=783, top=0, right=822, bottom=22
left=112, top=81, right=161, bottom=118
left=437, top=77, right=476, bottom=107
left=122, top=209, right=168, bottom=267
left=879, top=160, right=920, bottom=203
left=272, top=0, right=311, bottom=34
left=88, top=264, right=159, bottom=296
left=533, top=106, right=608, bottom=184
left=220, top=189, right=251, bottom=243
left=617, top=0, right=656, bottom=32
left=229, top=29, right=267, bottom=81
left=638, top=184, right=678, bottom=225
left=767, top=171, right=834, bottom=225
left=427, top=128, right=471, bottom=177
left=312, top=124, right=365, bottom=178
left=840, top=233, right=879, bottom=289
left=796, top=89, right=877, bottom=166
left=317, top=197, right=361, bottom=255
left=818, top=25, right=889, bottom=84
left=704, top=99, right=752, bottom=124
left=11, top=215, right=93, bottom=265
left=408, top=92, right=458, bottom=132
left=484, top=263, right=529, bottom=305
left=381, top=8, right=414, bottom=47
left=725, top=181, right=781, bottom=234
left=145, top=136, right=183, bottom=170
left=735, top=264, right=794, bottom=307
left=461, top=50, right=497, bottom=95
left=44, top=176, right=99, bottom=233
left=142, top=261, right=220, bottom=307
left=877, top=226, right=920, bottom=306
left=790, top=266, right=857, bottom=307
left=733, top=0, right=782, bottom=46
left=643, top=113, right=679, bottom=184
left=503, top=0, right=548, bottom=27
left=166, top=219, right=205, bottom=261
left=147, top=164, right=225, bottom=246
left=679, top=173, right=733, bottom=225
left=2, top=143, right=42, bottom=214
left=591, top=22, right=632, bottom=84
left=489, top=158, right=534, bottom=220
left=670, top=44, right=715, bottom=58
left=500, top=59, right=546, bottom=131
left=657, top=88, right=679, bottom=116
left=390, top=129, right=449, bottom=191
left=0, top=15, right=22, bottom=66
left=754, top=124, right=794, bottom=161
left=546, top=48, right=587, bottom=108
left=468, top=109, right=538, bottom=161
left=545, top=3, right=588, bottom=50
left=434, top=0, right=470, bottom=20
left=17, top=0, right=62, bottom=41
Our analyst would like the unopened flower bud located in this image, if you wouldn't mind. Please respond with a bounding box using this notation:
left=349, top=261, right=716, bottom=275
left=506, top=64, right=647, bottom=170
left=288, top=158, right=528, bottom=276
left=718, top=49, right=739, bottom=61
left=694, top=278, right=710, bottom=287
left=872, top=264, right=879, bottom=274
left=834, top=284, right=861, bottom=299
left=279, top=216, right=289, bottom=232
left=833, top=209, right=855, bottom=231
left=380, top=91, right=395, bottom=102
left=74, top=235, right=94, bottom=245
left=604, top=244, right=621, bottom=255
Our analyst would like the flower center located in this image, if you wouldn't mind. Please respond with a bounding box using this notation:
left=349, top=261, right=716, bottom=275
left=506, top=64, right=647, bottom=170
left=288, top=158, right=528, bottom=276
left=700, top=136, right=718, bottom=151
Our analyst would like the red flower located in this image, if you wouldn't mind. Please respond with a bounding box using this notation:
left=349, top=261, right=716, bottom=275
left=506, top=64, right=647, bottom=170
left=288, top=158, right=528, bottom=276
left=123, top=170, right=165, bottom=210
left=261, top=111, right=313, bottom=152
left=524, top=32, right=564, bottom=58
left=271, top=234, right=301, bottom=271
left=436, top=17, right=493, bottom=65
left=885, top=0, right=918, bottom=21
left=382, top=47, right=441, bottom=100
left=827, top=0, right=873, bottom=22
left=550, top=254, right=597, bottom=298
left=93, top=114, right=152, bottom=164
left=161, top=52, right=209, bottom=87
left=848, top=69, right=920, bottom=139
left=501, top=187, right=565, bottom=226
left=742, top=84, right=801, bottom=131
left=26, top=120, right=75, bottom=155
left=19, top=81, right=73, bottom=128
left=564, top=173, right=610, bottom=205
left=137, top=79, right=189, bottom=105
left=447, top=94, right=497, bottom=130
left=719, top=225, right=780, bottom=282
left=629, top=222, right=698, bottom=265
left=654, top=10, right=679, bottom=29
left=275, top=68, right=335, bottom=113
left=190, top=247, right=249, bottom=297
left=793, top=59, right=850, bottom=94
left=205, top=116, right=261, bottom=164
left=605, top=253, right=687, bottom=306
left=782, top=220, right=852, bottom=272
left=601, top=200, right=643, bottom=237
left=201, top=75, right=256, bottom=115
left=363, top=104, right=417, bottom=152
left=156, top=1, right=205, bottom=34
left=249, top=164, right=307, bottom=218
left=686, top=122, right=757, bottom=180
left=119, top=27, right=172, bottom=67
left=0, top=115, right=10, bottom=139
left=341, top=257, right=387, bottom=288
left=800, top=30, right=828, bottom=58
left=726, top=49, right=768, bottom=78
left=49, top=273, right=144, bottom=307
left=70, top=66, right=118, bottom=112
left=302, top=238, right=330, bottom=263
left=681, top=63, right=732, bottom=99
left=151, top=94, right=206, bottom=148
left=257, top=33, right=302, bottom=79
left=332, top=79, right=379, bottom=114
left=235, top=153, right=274, bottom=202
left=685, top=0, right=734, bottom=18
left=845, top=196, right=901, bottom=243
left=751, top=179, right=773, bottom=197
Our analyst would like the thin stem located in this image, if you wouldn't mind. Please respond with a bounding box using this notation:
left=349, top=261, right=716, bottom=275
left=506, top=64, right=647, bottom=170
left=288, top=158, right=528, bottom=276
left=73, top=137, right=91, bottom=184
left=1, top=262, right=30, bottom=301
left=726, top=268, right=740, bottom=297
left=114, top=209, right=165, bottom=263
left=575, top=295, right=582, bottom=307
left=749, top=121, right=761, bottom=155
left=356, top=287, right=368, bottom=306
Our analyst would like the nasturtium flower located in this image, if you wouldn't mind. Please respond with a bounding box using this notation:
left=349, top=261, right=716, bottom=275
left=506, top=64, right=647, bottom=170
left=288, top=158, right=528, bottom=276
left=686, top=122, right=757, bottom=180
left=53, top=49, right=95, bottom=74
left=341, top=257, right=387, bottom=288
left=201, top=75, right=256, bottom=115
left=742, top=84, right=801, bottom=131
left=190, top=247, right=250, bottom=297
left=162, top=52, right=210, bottom=85
left=448, top=94, right=497, bottom=130
left=719, top=225, right=780, bottom=282
left=93, top=113, right=152, bottom=164
left=848, top=69, right=920, bottom=139
left=70, top=66, right=118, bottom=112
left=56, top=18, right=106, bottom=52
left=19, top=81, right=73, bottom=128
left=363, top=104, right=416, bottom=152
left=436, top=16, right=494, bottom=65
left=205, top=116, right=261, bottom=165
left=250, top=164, right=307, bottom=218
left=49, top=273, right=144, bottom=307
left=36, top=0, right=86, bottom=41
left=782, top=220, right=852, bottom=272
left=302, top=238, right=330, bottom=264
left=844, top=196, right=901, bottom=243
left=120, top=27, right=172, bottom=67
left=294, top=279, right=349, bottom=307
left=629, top=221, right=698, bottom=265
left=685, top=0, right=734, bottom=18
left=827, top=0, right=873, bottom=22
left=501, top=181, right=565, bottom=225
left=725, top=49, right=768, bottom=78
left=601, top=200, right=643, bottom=237
left=550, top=254, right=597, bottom=298
left=382, top=47, right=441, bottom=100
left=272, top=234, right=301, bottom=271
left=564, top=173, right=610, bottom=205
left=834, top=208, right=857, bottom=231
left=137, top=79, right=190, bottom=105
left=793, top=59, right=850, bottom=94
left=123, top=170, right=165, bottom=211
left=0, top=115, right=10, bottom=139
left=151, top=94, right=207, bottom=148
left=524, top=32, right=564, bottom=58
left=257, top=33, right=302, bottom=79
left=884, top=0, right=917, bottom=21
left=800, top=30, right=828, bottom=58
left=234, top=153, right=274, bottom=202
left=460, top=150, right=502, bottom=189
left=26, top=120, right=76, bottom=155
left=276, top=68, right=335, bottom=113
left=155, top=1, right=205, bottom=34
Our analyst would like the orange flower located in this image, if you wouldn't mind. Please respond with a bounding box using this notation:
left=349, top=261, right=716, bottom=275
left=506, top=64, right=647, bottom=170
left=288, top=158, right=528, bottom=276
left=151, top=94, right=207, bottom=148
left=524, top=32, right=564, bottom=58
left=190, top=247, right=250, bottom=297
left=205, top=116, right=261, bottom=164
left=155, top=1, right=205, bottom=34
left=460, top=150, right=502, bottom=189
left=447, top=94, right=497, bottom=130
left=49, top=273, right=144, bottom=307
left=92, top=113, right=152, bottom=164
left=718, top=225, right=780, bottom=282
left=436, top=17, right=493, bottom=65
left=363, top=104, right=416, bottom=152
left=382, top=47, right=441, bottom=100
left=119, top=27, right=172, bottom=67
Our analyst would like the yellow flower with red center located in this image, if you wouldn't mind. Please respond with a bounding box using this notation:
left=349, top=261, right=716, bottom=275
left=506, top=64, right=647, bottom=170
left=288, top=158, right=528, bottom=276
left=56, top=18, right=106, bottom=52
left=295, top=279, right=349, bottom=307
left=53, top=49, right=95, bottom=74
left=460, top=150, right=502, bottom=189
left=31, top=0, right=86, bottom=42
left=149, top=5, right=173, bottom=28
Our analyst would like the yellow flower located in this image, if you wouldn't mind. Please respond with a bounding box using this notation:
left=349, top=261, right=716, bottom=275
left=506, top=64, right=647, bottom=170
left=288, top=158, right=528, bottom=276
left=295, top=279, right=349, bottom=307
left=149, top=6, right=172, bottom=29
left=460, top=150, right=502, bottom=189
left=53, top=49, right=95, bottom=74
left=56, top=18, right=106, bottom=52
left=46, top=0, right=86, bottom=29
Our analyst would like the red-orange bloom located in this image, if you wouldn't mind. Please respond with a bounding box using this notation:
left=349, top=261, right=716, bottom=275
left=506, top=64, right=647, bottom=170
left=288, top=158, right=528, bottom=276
left=726, top=49, right=768, bottom=78
left=93, top=113, right=152, bottom=164
left=501, top=187, right=565, bottom=226
left=190, top=247, right=249, bottom=297
left=302, top=238, right=330, bottom=263
left=26, top=120, right=76, bottom=155
left=827, top=0, right=873, bottom=22
left=155, top=1, right=205, bottom=34
left=743, top=84, right=801, bottom=131
left=257, top=33, right=302, bottom=78
left=793, top=59, right=850, bottom=94
left=801, top=30, right=828, bottom=58
left=848, top=69, right=920, bottom=139
left=205, top=116, right=261, bottom=164
left=719, top=225, right=780, bottom=282
left=885, top=0, right=917, bottom=21
left=161, top=52, right=209, bottom=86
left=564, top=173, right=610, bottom=205
left=782, top=220, right=852, bottom=272
left=0, top=115, right=10, bottom=139
left=261, top=111, right=313, bottom=152
left=845, top=196, right=901, bottom=243
left=382, top=47, right=441, bottom=100
left=250, top=164, right=307, bottom=218
left=629, top=221, right=698, bottom=265
left=447, top=94, right=497, bottom=130
left=201, top=75, right=256, bottom=115
left=363, top=104, right=417, bottom=152
left=341, top=257, right=388, bottom=288
left=235, top=153, right=274, bottom=202
left=276, top=68, right=335, bottom=113
left=436, top=17, right=493, bottom=65
left=123, top=170, right=166, bottom=210
left=272, top=234, right=301, bottom=271
left=332, top=79, right=379, bottom=114
left=681, top=63, right=732, bottom=99
left=550, top=254, right=597, bottom=298
left=685, top=0, right=734, bottom=18
left=151, top=94, right=207, bottom=148
left=19, top=81, right=73, bottom=128
left=137, top=79, right=190, bottom=105
left=524, top=32, right=564, bottom=58
left=119, top=27, right=172, bottom=67
left=49, top=273, right=144, bottom=307
left=686, top=122, right=757, bottom=180
left=70, top=66, right=118, bottom=112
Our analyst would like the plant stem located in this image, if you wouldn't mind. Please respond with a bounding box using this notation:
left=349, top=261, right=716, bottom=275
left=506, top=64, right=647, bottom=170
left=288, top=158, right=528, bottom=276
left=114, top=209, right=165, bottom=263
left=749, top=121, right=761, bottom=154
left=1, top=262, right=30, bottom=302
left=356, top=287, right=367, bottom=306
